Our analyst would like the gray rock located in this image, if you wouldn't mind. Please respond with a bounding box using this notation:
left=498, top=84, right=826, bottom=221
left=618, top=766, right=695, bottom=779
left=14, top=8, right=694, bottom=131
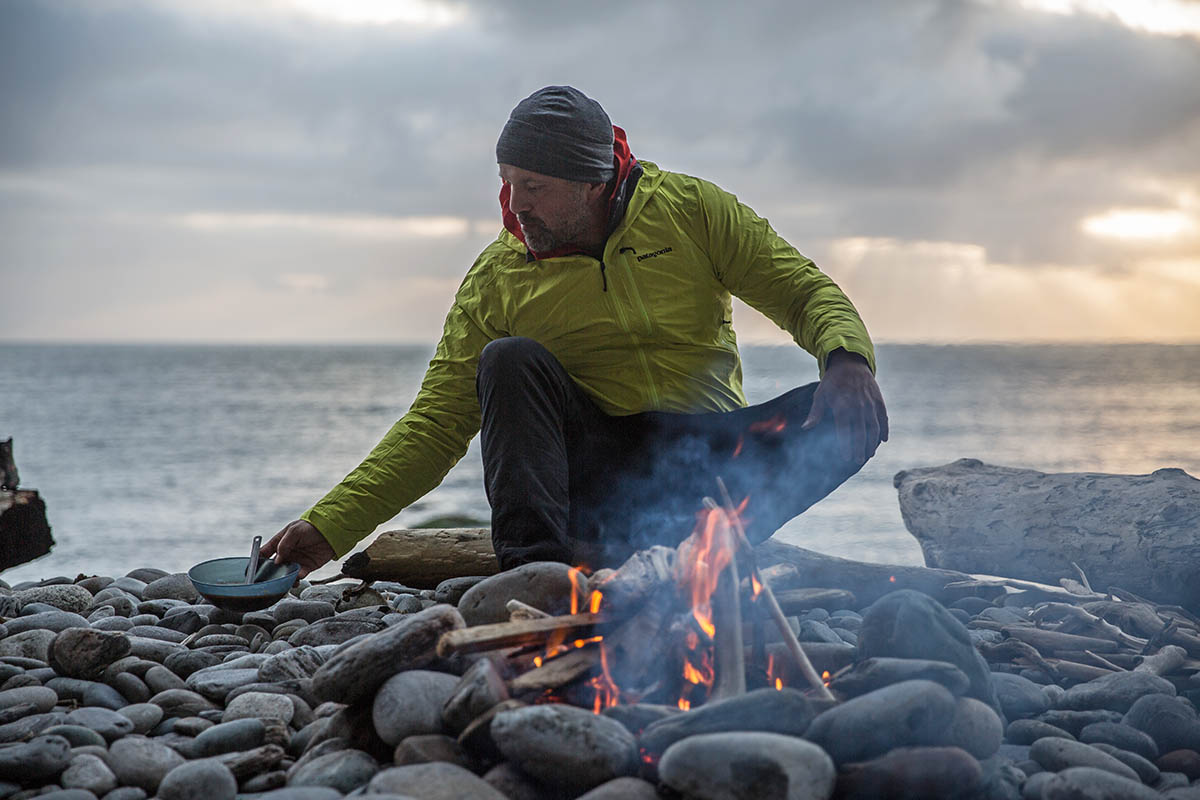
left=14, top=585, right=94, bottom=614
left=157, top=610, right=205, bottom=635
left=49, top=627, right=132, bottom=682
left=144, top=664, right=188, bottom=694
left=481, top=762, right=557, bottom=800
left=109, top=577, right=147, bottom=599
left=441, top=658, right=509, bottom=735
left=392, top=734, right=470, bottom=769
left=805, top=679, right=957, bottom=764
left=115, top=703, right=163, bottom=735
left=1007, top=719, right=1075, bottom=745
left=0, top=685, right=57, bottom=714
left=1030, top=736, right=1141, bottom=782
left=101, top=787, right=148, bottom=800
left=287, top=617, right=385, bottom=647
left=64, top=707, right=134, bottom=741
left=457, top=562, right=580, bottom=626
left=1090, top=742, right=1160, bottom=784
left=141, top=574, right=200, bottom=604
left=1079, top=721, right=1159, bottom=760
left=125, top=626, right=187, bottom=643
left=5, top=610, right=91, bottom=635
left=223, top=691, right=294, bottom=723
left=310, top=604, right=465, bottom=705
left=367, top=763, right=505, bottom=799
left=1040, top=765, right=1162, bottom=799
left=156, top=760, right=237, bottom=800
left=1059, top=670, right=1176, bottom=713
left=193, top=718, right=265, bottom=756
left=0, top=710, right=67, bottom=743
left=492, top=704, right=636, bottom=793
left=575, top=777, right=660, bottom=800
left=390, top=595, right=424, bottom=614
left=108, top=735, right=186, bottom=793
left=163, top=651, right=221, bottom=678
left=43, top=723, right=107, bottom=747
left=287, top=748, right=378, bottom=793
left=31, top=790, right=98, bottom=800
left=836, top=745, right=983, bottom=800
left=148, top=688, right=219, bottom=717
left=1123, top=694, right=1200, bottom=753
left=0, top=733, right=72, bottom=783
left=91, top=617, right=133, bottom=632
left=1036, top=709, right=1124, bottom=736
left=61, top=753, right=118, bottom=795
left=992, top=672, right=1051, bottom=720
left=658, top=731, right=836, bottom=800
left=1158, top=772, right=1192, bottom=791
left=858, top=590, right=1002, bottom=719
left=827, top=657, right=970, bottom=698
left=371, top=670, right=459, bottom=746
left=640, top=688, right=815, bottom=757
left=257, top=789, right=341, bottom=800
left=81, top=681, right=130, bottom=710
left=257, top=646, right=325, bottom=683
left=125, top=636, right=184, bottom=662
left=948, top=696, right=1004, bottom=759
left=0, top=629, right=56, bottom=661
left=125, top=567, right=168, bottom=583
left=185, top=667, right=261, bottom=702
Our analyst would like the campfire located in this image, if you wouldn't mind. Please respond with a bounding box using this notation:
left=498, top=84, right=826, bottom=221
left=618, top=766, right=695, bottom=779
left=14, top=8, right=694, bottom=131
left=436, top=480, right=835, bottom=720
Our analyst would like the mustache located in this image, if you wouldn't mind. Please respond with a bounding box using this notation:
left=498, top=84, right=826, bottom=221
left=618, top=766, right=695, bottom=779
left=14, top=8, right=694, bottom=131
left=516, top=214, right=544, bottom=229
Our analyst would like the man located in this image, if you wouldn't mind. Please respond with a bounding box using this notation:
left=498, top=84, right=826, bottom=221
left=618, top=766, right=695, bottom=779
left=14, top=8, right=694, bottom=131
left=263, top=86, right=887, bottom=576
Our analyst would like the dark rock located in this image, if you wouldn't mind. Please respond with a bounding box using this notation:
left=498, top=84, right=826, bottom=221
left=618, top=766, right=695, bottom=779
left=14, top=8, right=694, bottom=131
left=481, top=762, right=563, bottom=800
left=1158, top=749, right=1200, bottom=780
left=141, top=574, right=200, bottom=604
left=108, top=672, right=150, bottom=705
left=61, top=753, right=117, bottom=796
left=114, top=703, right=162, bottom=735
left=13, top=585, right=93, bottom=614
left=805, top=679, right=957, bottom=765
left=5, top=610, right=91, bottom=635
left=1123, top=694, right=1200, bottom=754
left=287, top=748, right=378, bottom=793
left=193, top=718, right=265, bottom=756
left=1030, top=736, right=1141, bottom=782
left=144, top=665, right=188, bottom=694
left=185, top=667, right=260, bottom=702
left=1090, top=742, right=1160, bottom=785
left=640, top=688, right=815, bottom=757
left=148, top=689, right=219, bottom=717
left=0, top=710, right=67, bottom=743
left=101, top=787, right=148, bottom=800
left=658, top=731, right=836, bottom=800
left=432, top=576, right=487, bottom=606
left=1035, top=709, right=1123, bottom=737
left=828, top=657, right=970, bottom=698
left=107, top=736, right=186, bottom=793
left=457, top=562, right=582, bottom=626
left=991, top=672, right=1050, bottom=720
left=125, top=636, right=184, bottom=662
left=287, top=617, right=385, bottom=647
left=372, top=670, right=459, bottom=746
left=857, top=590, right=1002, bottom=719
left=1060, top=670, right=1176, bottom=714
left=948, top=696, right=1004, bottom=759
left=223, top=691, right=294, bottom=723
left=441, top=658, right=509, bottom=735
left=492, top=704, right=636, bottom=793
left=239, top=771, right=287, bottom=793
left=64, top=708, right=134, bottom=741
left=0, top=686, right=57, bottom=714
left=1040, top=765, right=1161, bottom=799
left=156, top=760, right=237, bottom=800
left=0, top=629, right=56, bottom=661
left=257, top=647, right=324, bottom=683
left=575, top=777, right=660, bottom=800
left=0, top=734, right=72, bottom=783
left=257, top=789, right=340, bottom=800
left=125, top=568, right=168, bottom=584
left=42, top=724, right=108, bottom=748
left=601, top=703, right=679, bottom=736
left=393, top=734, right=471, bottom=769
left=1006, top=719, right=1075, bottom=745
left=163, top=651, right=221, bottom=679
left=368, top=763, right=506, bottom=799
left=835, top=745, right=982, bottom=800
left=1079, top=721, right=1159, bottom=760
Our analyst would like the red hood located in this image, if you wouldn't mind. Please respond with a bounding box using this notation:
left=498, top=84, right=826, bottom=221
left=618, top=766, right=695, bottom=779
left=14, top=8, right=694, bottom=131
left=499, top=125, right=638, bottom=260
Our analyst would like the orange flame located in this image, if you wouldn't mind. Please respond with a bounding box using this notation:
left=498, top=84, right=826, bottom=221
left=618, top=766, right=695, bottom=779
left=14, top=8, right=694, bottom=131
left=822, top=670, right=831, bottom=688
left=775, top=678, right=783, bottom=690
left=678, top=507, right=736, bottom=642
left=748, top=414, right=787, bottom=434
left=732, top=435, right=744, bottom=458
left=751, top=573, right=763, bottom=598
left=677, top=698, right=691, bottom=711
left=589, top=590, right=603, bottom=614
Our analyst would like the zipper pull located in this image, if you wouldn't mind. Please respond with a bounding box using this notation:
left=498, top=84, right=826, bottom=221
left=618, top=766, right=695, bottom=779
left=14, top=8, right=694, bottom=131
left=599, top=261, right=608, bottom=292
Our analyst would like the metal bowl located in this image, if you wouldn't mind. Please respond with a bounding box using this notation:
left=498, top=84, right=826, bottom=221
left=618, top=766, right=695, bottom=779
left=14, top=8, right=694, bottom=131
left=187, top=557, right=300, bottom=612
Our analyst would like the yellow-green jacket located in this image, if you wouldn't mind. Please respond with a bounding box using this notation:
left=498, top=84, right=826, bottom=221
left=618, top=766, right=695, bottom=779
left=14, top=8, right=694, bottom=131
left=303, top=161, right=875, bottom=557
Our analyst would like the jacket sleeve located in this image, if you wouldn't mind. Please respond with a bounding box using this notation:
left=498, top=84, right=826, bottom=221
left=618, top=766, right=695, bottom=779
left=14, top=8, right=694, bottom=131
left=696, top=180, right=876, bottom=376
left=300, top=274, right=498, bottom=558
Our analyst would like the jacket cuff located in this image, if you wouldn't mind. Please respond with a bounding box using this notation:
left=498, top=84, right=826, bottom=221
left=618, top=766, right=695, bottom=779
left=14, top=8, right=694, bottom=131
left=815, top=337, right=876, bottom=378
left=300, top=508, right=363, bottom=560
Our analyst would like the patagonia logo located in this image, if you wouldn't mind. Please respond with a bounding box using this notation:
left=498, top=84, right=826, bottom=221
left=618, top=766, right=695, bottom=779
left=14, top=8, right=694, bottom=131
left=635, top=246, right=673, bottom=262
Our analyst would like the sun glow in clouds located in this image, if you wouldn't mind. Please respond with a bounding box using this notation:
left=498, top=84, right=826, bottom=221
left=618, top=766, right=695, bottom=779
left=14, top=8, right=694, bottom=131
left=1009, top=0, right=1200, bottom=37
left=1081, top=209, right=1197, bottom=240
left=282, top=0, right=466, bottom=26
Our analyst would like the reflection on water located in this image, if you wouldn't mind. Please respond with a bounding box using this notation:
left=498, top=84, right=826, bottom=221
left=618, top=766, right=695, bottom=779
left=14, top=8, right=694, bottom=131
left=1, top=343, right=1197, bottom=583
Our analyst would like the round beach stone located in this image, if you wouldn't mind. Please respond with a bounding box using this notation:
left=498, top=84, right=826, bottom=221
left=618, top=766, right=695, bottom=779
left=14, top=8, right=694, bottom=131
left=109, top=577, right=147, bottom=598
left=288, top=617, right=385, bottom=647
left=393, top=734, right=470, bottom=768
left=223, top=691, right=294, bottom=723
left=148, top=688, right=219, bottom=717
left=372, top=670, right=459, bottom=746
left=14, top=585, right=94, bottom=614
left=258, top=646, right=325, bottom=683
left=1036, top=709, right=1124, bottom=737
left=576, top=777, right=661, bottom=800
left=288, top=748, right=378, bottom=793
left=116, top=703, right=163, bottom=735
left=0, top=685, right=57, bottom=714
left=186, top=667, right=261, bottom=702
left=43, top=723, right=107, bottom=747
left=1060, top=670, right=1176, bottom=714
left=1091, top=742, right=1160, bottom=784
left=5, top=610, right=91, bottom=635
left=805, top=679, right=957, bottom=765
left=0, top=710, right=67, bottom=743
left=1124, top=694, right=1200, bottom=754
left=66, top=707, right=135, bottom=741
left=144, top=665, right=188, bottom=694
left=368, top=763, right=505, bottom=799
left=0, top=733, right=72, bottom=783
left=273, top=599, right=335, bottom=624
left=659, top=731, right=836, bottom=800
left=835, top=745, right=982, bottom=800
left=0, top=628, right=56, bottom=661
left=141, top=574, right=200, bottom=603
left=48, top=629, right=131, bottom=681
left=1007, top=719, right=1075, bottom=745
left=125, top=625, right=187, bottom=643
left=61, top=753, right=118, bottom=795
left=457, top=562, right=581, bottom=626
left=193, top=718, right=265, bottom=756
left=441, top=658, right=509, bottom=734
left=126, top=636, right=184, bottom=663
left=1041, top=765, right=1161, bottom=799
left=991, top=671, right=1050, bottom=720
left=1030, top=736, right=1141, bottom=782
left=639, top=688, right=816, bottom=757
left=109, top=735, right=186, bottom=793
left=827, top=657, right=970, bottom=699
left=163, top=650, right=222, bottom=678
left=491, top=703, right=636, bottom=793
left=109, top=671, right=150, bottom=705
left=156, top=759, right=237, bottom=800
left=1080, top=720, right=1159, bottom=760
left=947, top=696, right=1003, bottom=759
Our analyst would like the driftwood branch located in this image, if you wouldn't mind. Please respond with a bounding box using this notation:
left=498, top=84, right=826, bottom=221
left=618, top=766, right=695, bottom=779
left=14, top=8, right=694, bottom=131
left=436, top=612, right=608, bottom=658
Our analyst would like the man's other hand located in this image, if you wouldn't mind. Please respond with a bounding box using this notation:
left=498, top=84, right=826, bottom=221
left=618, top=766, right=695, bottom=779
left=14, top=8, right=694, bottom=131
left=260, top=519, right=336, bottom=579
left=801, top=348, right=889, bottom=465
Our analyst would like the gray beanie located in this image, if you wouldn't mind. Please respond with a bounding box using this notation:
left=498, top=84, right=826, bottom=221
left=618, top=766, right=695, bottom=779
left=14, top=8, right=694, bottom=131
left=496, top=86, right=615, bottom=183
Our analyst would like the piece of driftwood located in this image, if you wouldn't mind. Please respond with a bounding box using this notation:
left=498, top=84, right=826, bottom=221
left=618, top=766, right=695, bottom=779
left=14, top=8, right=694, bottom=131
left=1134, top=645, right=1187, bottom=676
left=344, top=527, right=974, bottom=606
left=508, top=647, right=601, bottom=692
left=436, top=613, right=608, bottom=658
left=1001, top=626, right=1119, bottom=655
left=0, top=489, right=54, bottom=573
left=506, top=600, right=550, bottom=620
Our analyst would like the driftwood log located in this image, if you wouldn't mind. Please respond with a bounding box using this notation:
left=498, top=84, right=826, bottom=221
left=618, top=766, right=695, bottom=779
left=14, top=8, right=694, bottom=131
left=343, top=527, right=972, bottom=605
left=895, top=458, right=1200, bottom=609
left=0, top=489, right=53, bottom=573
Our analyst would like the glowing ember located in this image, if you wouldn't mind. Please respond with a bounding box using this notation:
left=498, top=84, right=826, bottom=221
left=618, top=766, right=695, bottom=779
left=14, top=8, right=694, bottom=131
left=748, top=414, right=787, bottom=434
left=775, top=678, right=783, bottom=690
left=732, top=435, right=744, bottom=458
left=677, top=698, right=691, bottom=711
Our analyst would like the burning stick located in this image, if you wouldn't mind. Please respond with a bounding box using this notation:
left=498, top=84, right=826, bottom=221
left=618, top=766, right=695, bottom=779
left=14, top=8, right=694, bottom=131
left=436, top=612, right=608, bottom=658
left=700, top=498, right=746, bottom=702
left=713, top=480, right=835, bottom=702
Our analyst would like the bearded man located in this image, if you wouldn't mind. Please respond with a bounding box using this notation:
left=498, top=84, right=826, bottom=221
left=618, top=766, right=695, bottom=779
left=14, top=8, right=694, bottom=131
left=263, top=86, right=888, bottom=576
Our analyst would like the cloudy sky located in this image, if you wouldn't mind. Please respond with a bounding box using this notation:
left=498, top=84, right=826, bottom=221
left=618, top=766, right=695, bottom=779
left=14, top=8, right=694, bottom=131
left=2, top=0, right=1198, bottom=344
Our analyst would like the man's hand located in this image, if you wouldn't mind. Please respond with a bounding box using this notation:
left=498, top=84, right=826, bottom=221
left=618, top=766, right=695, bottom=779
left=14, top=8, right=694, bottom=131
left=260, top=519, right=336, bottom=579
left=801, top=348, right=889, bottom=465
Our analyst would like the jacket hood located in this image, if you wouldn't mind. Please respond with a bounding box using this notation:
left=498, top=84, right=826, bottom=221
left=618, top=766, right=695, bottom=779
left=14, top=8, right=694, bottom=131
left=499, top=125, right=641, bottom=260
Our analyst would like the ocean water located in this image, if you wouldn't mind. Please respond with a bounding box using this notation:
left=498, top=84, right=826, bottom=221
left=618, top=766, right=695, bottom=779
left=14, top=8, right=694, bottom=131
left=2, top=342, right=1198, bottom=585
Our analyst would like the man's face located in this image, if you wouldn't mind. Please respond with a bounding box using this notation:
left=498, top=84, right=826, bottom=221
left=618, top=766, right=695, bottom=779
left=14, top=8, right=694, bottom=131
left=499, top=164, right=597, bottom=254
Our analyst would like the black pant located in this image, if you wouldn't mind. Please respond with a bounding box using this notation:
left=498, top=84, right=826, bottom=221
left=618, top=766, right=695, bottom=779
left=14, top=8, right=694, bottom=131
left=476, top=337, right=866, bottom=570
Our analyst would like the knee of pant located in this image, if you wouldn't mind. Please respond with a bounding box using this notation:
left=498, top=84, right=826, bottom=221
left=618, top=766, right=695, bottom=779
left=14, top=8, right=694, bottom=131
left=477, top=336, right=551, bottom=383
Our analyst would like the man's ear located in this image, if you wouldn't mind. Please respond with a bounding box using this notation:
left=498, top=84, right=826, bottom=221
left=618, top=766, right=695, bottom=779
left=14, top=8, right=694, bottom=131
left=587, top=181, right=609, bottom=202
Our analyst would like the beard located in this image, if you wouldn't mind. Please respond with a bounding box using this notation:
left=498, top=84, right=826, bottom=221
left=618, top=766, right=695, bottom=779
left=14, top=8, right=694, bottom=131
left=517, top=185, right=593, bottom=254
